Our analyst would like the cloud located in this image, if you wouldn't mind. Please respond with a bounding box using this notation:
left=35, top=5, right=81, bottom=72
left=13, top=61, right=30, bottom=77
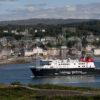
left=66, top=5, right=76, bottom=11
left=1, top=3, right=100, bottom=21
left=26, top=3, right=47, bottom=8
left=0, top=0, right=17, bottom=1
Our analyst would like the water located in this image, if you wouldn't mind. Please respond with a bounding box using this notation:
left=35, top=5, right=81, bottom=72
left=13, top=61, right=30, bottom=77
left=0, top=60, right=100, bottom=88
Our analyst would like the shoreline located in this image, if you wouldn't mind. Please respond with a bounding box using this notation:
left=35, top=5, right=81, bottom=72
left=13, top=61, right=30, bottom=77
left=0, top=56, right=100, bottom=66
left=0, top=57, right=34, bottom=65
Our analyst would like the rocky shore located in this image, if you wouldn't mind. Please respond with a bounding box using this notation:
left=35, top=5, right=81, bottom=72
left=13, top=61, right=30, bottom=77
left=0, top=57, right=34, bottom=65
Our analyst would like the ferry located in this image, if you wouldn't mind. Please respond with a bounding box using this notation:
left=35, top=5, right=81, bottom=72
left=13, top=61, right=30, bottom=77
left=30, top=57, right=100, bottom=77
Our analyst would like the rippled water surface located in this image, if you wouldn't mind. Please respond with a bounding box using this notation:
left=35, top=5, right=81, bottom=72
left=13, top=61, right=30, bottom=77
left=0, top=59, right=100, bottom=88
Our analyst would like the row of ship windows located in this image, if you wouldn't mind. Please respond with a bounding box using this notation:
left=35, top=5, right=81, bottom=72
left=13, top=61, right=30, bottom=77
left=57, top=65, right=86, bottom=67
left=78, top=66, right=86, bottom=67
left=58, top=64, right=70, bottom=65
left=53, top=64, right=87, bottom=67
left=58, top=63, right=77, bottom=65
left=57, top=63, right=85, bottom=65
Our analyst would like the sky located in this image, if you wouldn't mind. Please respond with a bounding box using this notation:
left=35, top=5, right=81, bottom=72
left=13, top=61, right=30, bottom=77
left=0, top=0, right=100, bottom=21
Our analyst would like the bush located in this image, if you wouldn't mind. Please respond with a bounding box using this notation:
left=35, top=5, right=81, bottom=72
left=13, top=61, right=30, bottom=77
left=10, top=81, right=22, bottom=85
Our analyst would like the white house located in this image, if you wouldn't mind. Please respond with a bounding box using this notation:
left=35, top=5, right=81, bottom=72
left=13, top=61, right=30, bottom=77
left=33, top=47, right=43, bottom=55
left=94, top=49, right=100, bottom=56
left=25, top=47, right=44, bottom=57
left=0, top=49, right=11, bottom=59
left=25, top=50, right=34, bottom=57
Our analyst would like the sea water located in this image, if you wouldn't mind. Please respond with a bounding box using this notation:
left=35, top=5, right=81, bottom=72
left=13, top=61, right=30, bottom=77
left=0, top=59, right=100, bottom=88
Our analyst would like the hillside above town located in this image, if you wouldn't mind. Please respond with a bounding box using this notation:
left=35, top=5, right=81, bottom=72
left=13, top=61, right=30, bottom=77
left=0, top=18, right=98, bottom=25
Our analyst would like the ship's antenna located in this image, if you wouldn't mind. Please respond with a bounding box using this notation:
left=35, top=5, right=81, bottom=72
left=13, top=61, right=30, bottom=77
left=35, top=46, right=41, bottom=68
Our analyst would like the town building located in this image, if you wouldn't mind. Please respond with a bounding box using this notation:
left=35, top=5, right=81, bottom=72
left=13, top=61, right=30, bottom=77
left=94, top=48, right=100, bottom=56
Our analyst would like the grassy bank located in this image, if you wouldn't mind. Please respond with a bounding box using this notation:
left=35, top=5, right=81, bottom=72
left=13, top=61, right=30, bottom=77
left=0, top=83, right=100, bottom=100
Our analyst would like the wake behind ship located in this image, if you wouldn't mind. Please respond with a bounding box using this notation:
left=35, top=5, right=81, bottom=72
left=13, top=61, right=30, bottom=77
left=30, top=58, right=100, bottom=77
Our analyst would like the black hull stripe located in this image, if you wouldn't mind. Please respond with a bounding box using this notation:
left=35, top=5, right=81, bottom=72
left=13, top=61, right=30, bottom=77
left=30, top=68, right=100, bottom=77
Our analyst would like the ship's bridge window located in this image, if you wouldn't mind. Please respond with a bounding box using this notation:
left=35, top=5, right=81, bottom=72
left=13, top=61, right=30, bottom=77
left=40, top=61, right=51, bottom=66
left=79, top=62, right=85, bottom=65
left=50, top=66, right=53, bottom=68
